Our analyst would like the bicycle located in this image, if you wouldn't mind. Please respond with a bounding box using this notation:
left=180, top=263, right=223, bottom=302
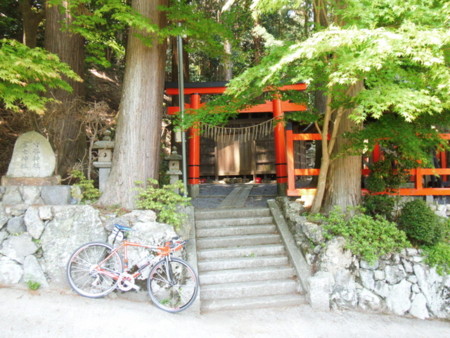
left=66, top=224, right=199, bottom=313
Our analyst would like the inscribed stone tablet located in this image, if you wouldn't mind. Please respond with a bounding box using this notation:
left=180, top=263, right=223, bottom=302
left=6, top=132, right=56, bottom=178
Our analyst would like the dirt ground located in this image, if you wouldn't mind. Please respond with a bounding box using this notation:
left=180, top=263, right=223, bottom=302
left=0, top=286, right=448, bottom=338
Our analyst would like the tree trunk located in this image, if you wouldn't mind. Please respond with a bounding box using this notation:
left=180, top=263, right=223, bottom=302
left=44, top=1, right=86, bottom=176
left=222, top=39, right=233, bottom=81
left=19, top=0, right=45, bottom=48
left=170, top=37, right=190, bottom=83
left=322, top=81, right=364, bottom=213
left=99, top=0, right=168, bottom=209
left=310, top=95, right=334, bottom=214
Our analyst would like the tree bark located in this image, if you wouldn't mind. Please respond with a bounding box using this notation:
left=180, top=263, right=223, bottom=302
left=19, top=0, right=45, bottom=48
left=322, top=81, right=364, bottom=213
left=309, top=1, right=364, bottom=214
left=44, top=0, right=86, bottom=176
left=310, top=95, right=334, bottom=214
left=99, top=0, right=168, bottom=209
left=222, top=39, right=233, bottom=81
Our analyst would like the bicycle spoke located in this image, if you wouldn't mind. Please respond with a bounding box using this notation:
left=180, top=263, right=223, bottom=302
left=147, top=258, right=198, bottom=313
left=67, top=243, right=122, bottom=298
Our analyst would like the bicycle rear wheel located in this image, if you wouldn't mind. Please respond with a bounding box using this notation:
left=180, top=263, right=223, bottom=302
left=67, top=242, right=123, bottom=298
left=147, top=257, right=199, bottom=313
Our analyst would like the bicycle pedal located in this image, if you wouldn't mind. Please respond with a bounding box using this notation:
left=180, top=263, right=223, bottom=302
left=132, top=285, right=140, bottom=291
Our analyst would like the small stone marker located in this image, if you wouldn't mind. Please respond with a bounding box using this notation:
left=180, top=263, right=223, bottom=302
left=2, top=131, right=60, bottom=186
left=7, top=131, right=55, bottom=177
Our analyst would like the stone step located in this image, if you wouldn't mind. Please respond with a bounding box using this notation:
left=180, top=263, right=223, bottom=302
left=196, top=224, right=276, bottom=238
left=195, top=216, right=274, bottom=228
left=197, top=234, right=281, bottom=249
left=198, top=255, right=289, bottom=272
left=218, top=185, right=253, bottom=209
left=195, top=208, right=271, bottom=220
left=197, top=244, right=286, bottom=260
left=200, top=266, right=295, bottom=285
left=201, top=294, right=307, bottom=312
left=201, top=279, right=300, bottom=300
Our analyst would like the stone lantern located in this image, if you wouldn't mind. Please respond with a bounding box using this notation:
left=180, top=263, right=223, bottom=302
left=165, top=147, right=182, bottom=192
left=93, top=131, right=114, bottom=192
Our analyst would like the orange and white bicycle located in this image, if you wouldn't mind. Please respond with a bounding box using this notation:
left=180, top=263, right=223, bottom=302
left=66, top=224, right=199, bottom=313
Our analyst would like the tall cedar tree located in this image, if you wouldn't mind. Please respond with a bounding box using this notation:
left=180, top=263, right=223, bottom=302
left=99, top=0, right=168, bottom=209
left=45, top=0, right=86, bottom=177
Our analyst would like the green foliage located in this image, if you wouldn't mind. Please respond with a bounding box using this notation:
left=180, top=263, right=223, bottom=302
left=322, top=207, right=410, bottom=263
left=71, top=170, right=101, bottom=203
left=424, top=241, right=450, bottom=276
left=349, top=114, right=450, bottom=192
left=49, top=0, right=230, bottom=68
left=362, top=195, right=397, bottom=221
left=26, top=280, right=41, bottom=291
left=422, top=213, right=449, bottom=276
left=424, top=242, right=450, bottom=276
left=364, top=154, right=418, bottom=193
left=135, top=179, right=191, bottom=229
left=0, top=39, right=81, bottom=114
left=349, top=112, right=450, bottom=164
left=224, top=1, right=450, bottom=124
left=398, top=199, right=443, bottom=246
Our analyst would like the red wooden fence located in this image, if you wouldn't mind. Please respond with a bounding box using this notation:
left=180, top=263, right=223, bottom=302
left=285, top=128, right=450, bottom=197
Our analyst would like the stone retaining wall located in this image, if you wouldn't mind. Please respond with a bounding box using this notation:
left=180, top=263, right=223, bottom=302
left=0, top=204, right=180, bottom=289
left=277, top=197, right=450, bottom=320
left=0, top=186, right=74, bottom=206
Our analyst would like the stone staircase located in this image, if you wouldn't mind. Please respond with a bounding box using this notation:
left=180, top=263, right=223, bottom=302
left=195, top=207, right=306, bottom=312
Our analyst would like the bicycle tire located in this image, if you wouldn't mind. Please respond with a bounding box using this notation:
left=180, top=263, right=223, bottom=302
left=147, top=257, right=199, bottom=313
left=67, top=242, right=123, bottom=298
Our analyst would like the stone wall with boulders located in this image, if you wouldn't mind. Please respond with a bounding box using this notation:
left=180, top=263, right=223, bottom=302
left=277, top=197, right=450, bottom=320
left=0, top=204, right=182, bottom=289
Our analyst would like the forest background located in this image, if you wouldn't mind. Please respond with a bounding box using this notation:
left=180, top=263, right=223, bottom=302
left=0, top=0, right=449, bottom=212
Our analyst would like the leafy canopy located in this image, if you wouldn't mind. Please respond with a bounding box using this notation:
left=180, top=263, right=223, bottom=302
left=225, top=0, right=449, bottom=124
left=49, top=0, right=231, bottom=68
left=0, top=39, right=81, bottom=114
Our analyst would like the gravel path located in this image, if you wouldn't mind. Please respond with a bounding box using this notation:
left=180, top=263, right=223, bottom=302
left=1, top=286, right=449, bottom=338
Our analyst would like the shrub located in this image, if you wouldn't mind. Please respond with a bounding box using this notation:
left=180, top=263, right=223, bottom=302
left=135, top=179, right=191, bottom=229
left=423, top=218, right=449, bottom=275
left=71, top=170, right=101, bottom=203
left=362, top=195, right=396, bottom=221
left=26, top=280, right=41, bottom=291
left=424, top=242, right=450, bottom=276
left=322, top=207, right=410, bottom=263
left=366, top=157, right=413, bottom=193
left=398, top=199, right=443, bottom=246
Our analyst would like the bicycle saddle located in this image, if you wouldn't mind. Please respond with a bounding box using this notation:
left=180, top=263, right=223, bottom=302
left=114, top=224, right=133, bottom=232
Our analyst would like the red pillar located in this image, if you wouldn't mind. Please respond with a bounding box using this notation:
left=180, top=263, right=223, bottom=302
left=373, top=144, right=381, bottom=163
left=440, top=150, right=447, bottom=182
left=188, top=94, right=201, bottom=185
left=273, top=96, right=287, bottom=191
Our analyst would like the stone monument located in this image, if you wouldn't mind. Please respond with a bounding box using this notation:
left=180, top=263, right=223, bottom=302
left=1, top=131, right=71, bottom=205
left=2, top=131, right=59, bottom=186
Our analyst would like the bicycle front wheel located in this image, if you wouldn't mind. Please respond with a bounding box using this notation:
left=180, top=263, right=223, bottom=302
left=67, top=242, right=123, bottom=298
left=147, top=257, right=199, bottom=313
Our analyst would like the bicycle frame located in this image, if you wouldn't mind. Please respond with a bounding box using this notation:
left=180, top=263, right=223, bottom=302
left=94, top=239, right=181, bottom=282
left=67, top=232, right=198, bottom=312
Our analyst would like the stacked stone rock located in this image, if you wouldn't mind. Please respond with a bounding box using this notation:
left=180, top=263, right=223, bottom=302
left=277, top=197, right=450, bottom=320
left=0, top=205, right=176, bottom=289
left=354, top=250, right=447, bottom=319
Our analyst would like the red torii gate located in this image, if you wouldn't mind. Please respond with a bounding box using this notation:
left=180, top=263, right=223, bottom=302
left=165, top=82, right=307, bottom=193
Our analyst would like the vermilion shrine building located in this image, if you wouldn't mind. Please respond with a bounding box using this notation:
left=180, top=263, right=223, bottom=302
left=165, top=82, right=450, bottom=198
